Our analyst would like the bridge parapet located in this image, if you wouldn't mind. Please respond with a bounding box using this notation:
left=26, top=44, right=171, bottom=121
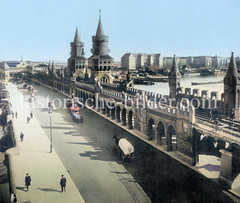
left=75, top=82, right=96, bottom=92
left=192, top=89, right=200, bottom=97
left=210, top=91, right=220, bottom=100
left=185, top=88, right=191, bottom=96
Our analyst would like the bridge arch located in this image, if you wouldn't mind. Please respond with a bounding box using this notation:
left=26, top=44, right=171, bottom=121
left=85, top=92, right=89, bottom=100
left=122, top=108, right=127, bottom=126
left=167, top=125, right=176, bottom=151
left=157, top=121, right=165, bottom=145
left=101, top=100, right=106, bottom=114
left=92, top=95, right=96, bottom=108
left=106, top=101, right=111, bottom=117
left=128, top=110, right=134, bottom=129
left=148, top=117, right=155, bottom=140
left=111, top=104, right=115, bottom=120
left=116, top=106, right=121, bottom=123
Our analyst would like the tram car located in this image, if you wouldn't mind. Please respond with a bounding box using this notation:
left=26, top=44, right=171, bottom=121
left=66, top=98, right=83, bottom=122
left=70, top=106, right=83, bottom=123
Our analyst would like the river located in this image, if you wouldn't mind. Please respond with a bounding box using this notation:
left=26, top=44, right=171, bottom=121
left=135, top=72, right=225, bottom=95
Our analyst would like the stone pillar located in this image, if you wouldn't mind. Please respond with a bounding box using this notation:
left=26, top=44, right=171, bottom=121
left=219, top=149, right=232, bottom=189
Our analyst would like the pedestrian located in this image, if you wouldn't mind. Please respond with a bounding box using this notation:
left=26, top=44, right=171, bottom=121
left=27, top=116, right=30, bottom=123
left=12, top=111, right=14, bottom=118
left=25, top=173, right=31, bottom=191
left=30, top=112, right=33, bottom=119
left=15, top=111, right=17, bottom=118
left=60, top=174, right=66, bottom=192
left=20, top=132, right=24, bottom=142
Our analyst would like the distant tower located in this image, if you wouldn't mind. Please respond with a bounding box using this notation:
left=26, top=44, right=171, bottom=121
left=168, top=54, right=181, bottom=99
left=224, top=52, right=240, bottom=118
left=68, top=27, right=87, bottom=78
left=88, top=10, right=114, bottom=83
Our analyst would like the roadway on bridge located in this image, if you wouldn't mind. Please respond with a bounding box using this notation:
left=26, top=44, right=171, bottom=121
left=13, top=82, right=237, bottom=203
left=18, top=83, right=150, bottom=203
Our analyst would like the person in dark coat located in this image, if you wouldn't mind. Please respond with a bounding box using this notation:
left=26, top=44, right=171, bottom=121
left=20, top=132, right=24, bottom=142
left=30, top=112, right=33, bottom=119
left=25, top=173, right=31, bottom=191
left=27, top=116, right=30, bottom=123
left=60, top=174, right=66, bottom=192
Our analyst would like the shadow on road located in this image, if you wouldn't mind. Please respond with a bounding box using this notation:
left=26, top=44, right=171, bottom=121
left=37, top=187, right=61, bottom=193
left=16, top=186, right=26, bottom=191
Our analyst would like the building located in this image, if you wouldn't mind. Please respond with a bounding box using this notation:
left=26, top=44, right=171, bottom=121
left=121, top=53, right=163, bottom=70
left=68, top=27, right=88, bottom=80
left=88, top=12, right=114, bottom=83
left=0, top=60, right=29, bottom=81
left=224, top=52, right=240, bottom=118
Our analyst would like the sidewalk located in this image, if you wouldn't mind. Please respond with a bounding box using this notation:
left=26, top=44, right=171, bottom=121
left=8, top=84, right=85, bottom=203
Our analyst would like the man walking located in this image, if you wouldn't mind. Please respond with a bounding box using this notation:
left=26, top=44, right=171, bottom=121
left=20, top=132, right=24, bottom=142
left=25, top=173, right=31, bottom=191
left=15, top=111, right=17, bottom=118
left=60, top=174, right=66, bottom=192
left=30, top=111, right=33, bottom=119
left=27, top=116, right=30, bottom=123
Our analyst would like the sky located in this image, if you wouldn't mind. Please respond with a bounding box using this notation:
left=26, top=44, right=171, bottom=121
left=0, top=0, right=240, bottom=62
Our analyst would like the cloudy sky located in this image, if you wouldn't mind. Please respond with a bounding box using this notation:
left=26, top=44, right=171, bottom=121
left=0, top=0, right=239, bottom=61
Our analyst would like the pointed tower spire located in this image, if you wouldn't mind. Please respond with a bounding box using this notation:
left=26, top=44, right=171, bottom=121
left=74, top=26, right=80, bottom=43
left=96, top=9, right=104, bottom=37
left=170, top=54, right=180, bottom=77
left=227, top=52, right=237, bottom=77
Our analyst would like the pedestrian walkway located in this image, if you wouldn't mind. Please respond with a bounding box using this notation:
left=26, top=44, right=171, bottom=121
left=7, top=84, right=85, bottom=203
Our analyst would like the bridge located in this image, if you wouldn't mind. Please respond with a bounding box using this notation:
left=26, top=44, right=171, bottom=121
left=31, top=73, right=240, bottom=191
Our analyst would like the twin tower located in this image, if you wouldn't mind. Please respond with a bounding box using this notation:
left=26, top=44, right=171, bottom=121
left=68, top=12, right=114, bottom=83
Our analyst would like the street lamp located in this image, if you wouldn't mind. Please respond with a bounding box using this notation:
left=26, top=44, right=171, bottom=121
left=48, top=105, right=53, bottom=153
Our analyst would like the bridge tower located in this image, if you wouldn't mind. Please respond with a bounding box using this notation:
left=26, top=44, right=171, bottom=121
left=168, top=54, right=181, bottom=99
left=224, top=52, right=240, bottom=118
left=88, top=10, right=114, bottom=84
left=68, top=27, right=88, bottom=79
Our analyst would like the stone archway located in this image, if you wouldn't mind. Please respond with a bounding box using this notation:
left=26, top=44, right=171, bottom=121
left=106, top=102, right=111, bottom=117
left=157, top=121, right=165, bottom=145
left=116, top=106, right=121, bottom=122
left=92, top=95, right=96, bottom=108
left=167, top=125, right=176, bottom=151
left=111, top=104, right=115, bottom=120
left=122, top=108, right=127, bottom=126
left=148, top=118, right=155, bottom=140
left=128, top=110, right=134, bottom=129
left=82, top=92, right=86, bottom=102
left=101, top=100, right=106, bottom=114
left=101, top=75, right=109, bottom=83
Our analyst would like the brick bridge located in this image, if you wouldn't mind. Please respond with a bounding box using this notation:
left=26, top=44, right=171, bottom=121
left=33, top=76, right=240, bottom=189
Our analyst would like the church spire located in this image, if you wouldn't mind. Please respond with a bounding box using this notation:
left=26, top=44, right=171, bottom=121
left=74, top=27, right=80, bottom=43
left=227, top=52, right=237, bottom=77
left=96, top=9, right=104, bottom=37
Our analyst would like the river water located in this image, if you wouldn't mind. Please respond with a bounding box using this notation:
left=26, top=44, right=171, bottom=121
left=135, top=72, right=225, bottom=96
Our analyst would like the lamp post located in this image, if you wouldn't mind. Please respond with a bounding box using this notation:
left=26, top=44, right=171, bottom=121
left=48, top=106, right=53, bottom=153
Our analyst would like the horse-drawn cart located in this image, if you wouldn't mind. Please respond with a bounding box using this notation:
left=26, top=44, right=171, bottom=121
left=114, top=136, right=134, bottom=161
